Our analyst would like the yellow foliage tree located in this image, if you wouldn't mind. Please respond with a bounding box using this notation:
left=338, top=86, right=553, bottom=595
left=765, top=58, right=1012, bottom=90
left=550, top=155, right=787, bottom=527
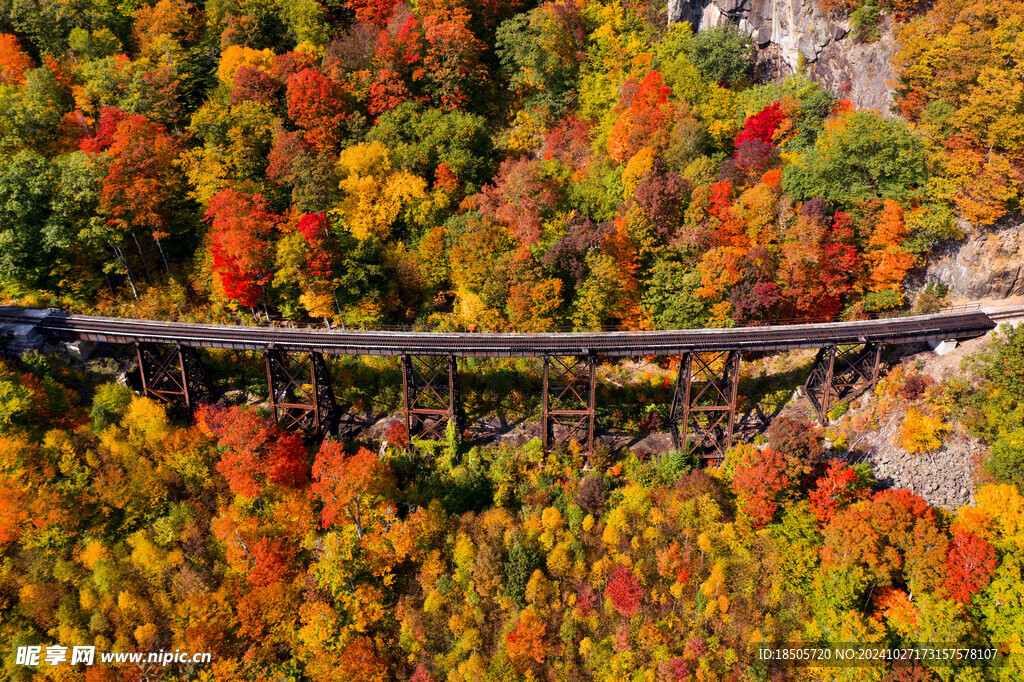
left=217, top=45, right=276, bottom=87
left=621, top=147, right=656, bottom=199
left=734, top=181, right=779, bottom=246
left=506, top=109, right=543, bottom=155
left=334, top=142, right=427, bottom=240
left=899, top=407, right=948, bottom=454
left=940, top=145, right=1020, bottom=226
left=963, top=484, right=1024, bottom=551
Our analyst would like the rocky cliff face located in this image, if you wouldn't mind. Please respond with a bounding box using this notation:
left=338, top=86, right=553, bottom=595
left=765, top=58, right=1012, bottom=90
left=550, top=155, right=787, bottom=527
left=926, top=221, right=1024, bottom=300
left=668, top=0, right=896, bottom=113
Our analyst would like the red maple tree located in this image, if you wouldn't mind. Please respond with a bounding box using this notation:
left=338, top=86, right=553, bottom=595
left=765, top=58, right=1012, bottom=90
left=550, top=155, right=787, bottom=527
left=206, top=188, right=279, bottom=308
left=736, top=102, right=786, bottom=146
left=286, top=68, right=348, bottom=152
left=79, top=107, right=128, bottom=155
left=945, top=529, right=997, bottom=603
left=198, top=404, right=309, bottom=498
left=733, top=448, right=791, bottom=528
left=605, top=564, right=645, bottom=617
left=809, top=461, right=870, bottom=525
left=311, top=443, right=391, bottom=536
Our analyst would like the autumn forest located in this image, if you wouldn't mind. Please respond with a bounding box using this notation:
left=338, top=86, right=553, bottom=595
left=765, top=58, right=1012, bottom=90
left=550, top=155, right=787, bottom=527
left=2, top=0, right=1024, bottom=678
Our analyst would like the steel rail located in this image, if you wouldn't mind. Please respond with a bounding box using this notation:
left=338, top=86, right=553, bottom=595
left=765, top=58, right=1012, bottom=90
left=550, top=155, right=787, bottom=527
left=0, top=307, right=997, bottom=358
left=987, top=307, right=1024, bottom=321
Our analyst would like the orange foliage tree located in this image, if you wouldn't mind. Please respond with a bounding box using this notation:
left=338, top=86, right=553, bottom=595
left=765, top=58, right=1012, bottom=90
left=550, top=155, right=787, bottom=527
left=0, top=34, right=34, bottom=84
left=506, top=607, right=547, bottom=670
left=337, top=636, right=389, bottom=682
left=419, top=0, right=488, bottom=111
left=311, top=442, right=392, bottom=537
left=866, top=199, right=914, bottom=293
left=608, top=71, right=672, bottom=163
left=822, top=489, right=946, bottom=593
left=198, top=404, right=309, bottom=498
left=99, top=113, right=182, bottom=273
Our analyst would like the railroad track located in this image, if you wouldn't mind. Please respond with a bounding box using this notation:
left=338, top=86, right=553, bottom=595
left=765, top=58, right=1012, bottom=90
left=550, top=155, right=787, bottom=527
left=0, top=306, right=997, bottom=358
left=986, top=307, right=1024, bottom=322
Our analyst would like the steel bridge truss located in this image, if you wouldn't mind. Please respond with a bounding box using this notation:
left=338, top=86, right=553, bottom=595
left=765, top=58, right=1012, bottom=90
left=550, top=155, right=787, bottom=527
left=542, top=355, right=597, bottom=457
left=402, top=355, right=462, bottom=440
left=265, top=349, right=337, bottom=436
left=804, top=343, right=883, bottom=425
left=136, top=342, right=209, bottom=411
left=670, top=350, right=741, bottom=464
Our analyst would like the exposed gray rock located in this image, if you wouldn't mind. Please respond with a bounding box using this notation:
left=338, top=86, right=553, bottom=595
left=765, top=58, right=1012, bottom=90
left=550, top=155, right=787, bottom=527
left=220, top=389, right=250, bottom=405
left=809, top=30, right=897, bottom=113
left=65, top=340, right=98, bottom=361
left=668, top=0, right=897, bottom=113
left=668, top=0, right=708, bottom=28
left=926, top=220, right=1024, bottom=300
left=0, top=307, right=53, bottom=357
left=672, top=0, right=841, bottom=67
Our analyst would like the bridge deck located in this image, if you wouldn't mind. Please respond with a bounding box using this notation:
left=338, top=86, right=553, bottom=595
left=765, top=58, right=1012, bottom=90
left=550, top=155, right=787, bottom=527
left=0, top=307, right=997, bottom=357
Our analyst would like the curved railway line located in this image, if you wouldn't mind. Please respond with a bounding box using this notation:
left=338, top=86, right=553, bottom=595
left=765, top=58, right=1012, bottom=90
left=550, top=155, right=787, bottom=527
left=0, top=307, right=999, bottom=357
left=0, top=306, right=1013, bottom=462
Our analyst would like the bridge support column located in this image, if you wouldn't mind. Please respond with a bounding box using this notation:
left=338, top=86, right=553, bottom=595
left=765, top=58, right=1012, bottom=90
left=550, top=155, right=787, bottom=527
left=541, top=355, right=596, bottom=458
left=265, top=349, right=337, bottom=436
left=136, top=342, right=208, bottom=410
left=402, top=355, right=461, bottom=440
left=804, top=343, right=883, bottom=425
left=669, top=350, right=741, bottom=466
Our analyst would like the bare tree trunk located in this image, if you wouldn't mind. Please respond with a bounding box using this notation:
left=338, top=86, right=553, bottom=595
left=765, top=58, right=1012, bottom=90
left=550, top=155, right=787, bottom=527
left=154, top=237, right=170, bottom=276
left=260, top=285, right=270, bottom=322
left=115, top=246, right=140, bottom=301
left=131, top=232, right=153, bottom=284
left=352, top=500, right=363, bottom=539
left=233, top=529, right=255, bottom=566
left=103, top=270, right=115, bottom=296
left=334, top=293, right=346, bottom=330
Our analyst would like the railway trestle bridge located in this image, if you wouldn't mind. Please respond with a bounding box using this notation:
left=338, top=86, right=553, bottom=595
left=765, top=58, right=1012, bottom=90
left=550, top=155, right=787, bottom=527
left=0, top=307, right=997, bottom=464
